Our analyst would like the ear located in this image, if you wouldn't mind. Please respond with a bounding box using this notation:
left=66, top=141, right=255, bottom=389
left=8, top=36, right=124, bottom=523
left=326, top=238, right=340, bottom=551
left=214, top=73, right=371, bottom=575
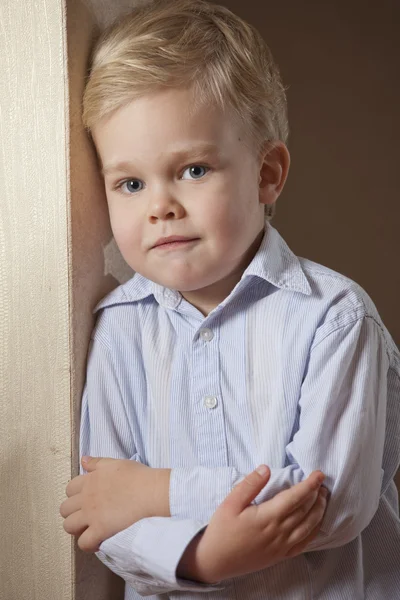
left=258, top=142, right=290, bottom=207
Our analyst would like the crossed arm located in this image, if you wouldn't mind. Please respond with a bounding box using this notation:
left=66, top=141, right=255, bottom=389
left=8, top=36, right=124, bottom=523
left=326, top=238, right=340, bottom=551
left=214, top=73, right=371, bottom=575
left=60, top=315, right=390, bottom=590
left=61, top=457, right=327, bottom=583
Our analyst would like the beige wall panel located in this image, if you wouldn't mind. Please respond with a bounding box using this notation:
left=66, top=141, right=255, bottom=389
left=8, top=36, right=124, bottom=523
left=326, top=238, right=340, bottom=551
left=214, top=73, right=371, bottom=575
left=0, top=1, right=72, bottom=598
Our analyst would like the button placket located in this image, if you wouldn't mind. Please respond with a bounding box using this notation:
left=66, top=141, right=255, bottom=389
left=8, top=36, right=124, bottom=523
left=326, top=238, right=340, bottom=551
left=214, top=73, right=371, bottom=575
left=191, top=317, right=228, bottom=466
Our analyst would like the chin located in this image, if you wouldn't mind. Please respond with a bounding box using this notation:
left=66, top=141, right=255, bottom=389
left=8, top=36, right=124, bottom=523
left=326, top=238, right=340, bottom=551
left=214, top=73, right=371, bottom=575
left=156, top=273, right=211, bottom=293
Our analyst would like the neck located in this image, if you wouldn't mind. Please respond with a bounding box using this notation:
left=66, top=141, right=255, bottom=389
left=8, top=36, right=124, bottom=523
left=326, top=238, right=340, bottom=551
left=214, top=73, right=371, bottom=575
left=181, top=228, right=265, bottom=317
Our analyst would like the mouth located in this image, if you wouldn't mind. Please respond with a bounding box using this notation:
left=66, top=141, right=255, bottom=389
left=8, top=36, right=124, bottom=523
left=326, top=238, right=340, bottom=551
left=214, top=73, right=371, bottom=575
left=152, top=236, right=200, bottom=250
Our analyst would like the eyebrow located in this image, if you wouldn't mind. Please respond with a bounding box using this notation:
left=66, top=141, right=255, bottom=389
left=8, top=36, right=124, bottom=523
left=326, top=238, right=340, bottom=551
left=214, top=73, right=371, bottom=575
left=101, top=143, right=221, bottom=177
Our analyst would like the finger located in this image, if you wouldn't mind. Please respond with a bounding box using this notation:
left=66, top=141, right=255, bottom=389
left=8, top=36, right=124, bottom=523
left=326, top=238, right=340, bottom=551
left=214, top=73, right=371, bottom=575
left=264, top=471, right=325, bottom=521
left=60, top=493, right=83, bottom=519
left=221, top=465, right=271, bottom=516
left=81, top=456, right=102, bottom=472
left=286, top=516, right=323, bottom=558
left=279, top=488, right=320, bottom=532
left=77, top=526, right=102, bottom=553
left=66, top=474, right=86, bottom=497
left=285, top=520, right=321, bottom=558
left=63, top=509, right=89, bottom=537
left=285, top=488, right=327, bottom=549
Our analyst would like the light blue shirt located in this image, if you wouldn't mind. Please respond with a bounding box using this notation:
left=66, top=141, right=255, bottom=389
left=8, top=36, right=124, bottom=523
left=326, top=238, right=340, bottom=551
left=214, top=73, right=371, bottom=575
left=80, top=222, right=400, bottom=599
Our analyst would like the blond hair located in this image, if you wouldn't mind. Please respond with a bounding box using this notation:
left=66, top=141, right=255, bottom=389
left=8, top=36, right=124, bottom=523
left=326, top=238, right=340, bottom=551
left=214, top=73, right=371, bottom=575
left=83, top=0, right=289, bottom=219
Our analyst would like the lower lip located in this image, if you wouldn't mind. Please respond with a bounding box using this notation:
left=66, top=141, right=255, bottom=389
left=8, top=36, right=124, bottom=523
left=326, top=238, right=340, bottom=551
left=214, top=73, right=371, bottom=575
left=154, top=239, right=199, bottom=250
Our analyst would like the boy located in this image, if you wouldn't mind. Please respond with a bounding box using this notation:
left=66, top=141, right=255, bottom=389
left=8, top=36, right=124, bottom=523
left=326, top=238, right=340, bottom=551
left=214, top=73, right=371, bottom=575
left=60, top=0, right=400, bottom=598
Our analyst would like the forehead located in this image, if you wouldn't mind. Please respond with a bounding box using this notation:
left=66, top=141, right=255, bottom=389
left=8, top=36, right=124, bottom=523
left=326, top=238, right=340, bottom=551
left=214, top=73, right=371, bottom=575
left=92, top=87, right=249, bottom=166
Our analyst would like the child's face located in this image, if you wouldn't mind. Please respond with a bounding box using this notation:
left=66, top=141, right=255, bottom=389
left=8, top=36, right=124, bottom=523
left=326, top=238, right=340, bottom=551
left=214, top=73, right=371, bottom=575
left=93, top=87, right=281, bottom=305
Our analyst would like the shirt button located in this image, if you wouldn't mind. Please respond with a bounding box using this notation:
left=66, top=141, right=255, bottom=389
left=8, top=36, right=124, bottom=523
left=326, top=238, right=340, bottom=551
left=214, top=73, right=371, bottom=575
left=199, top=328, right=214, bottom=342
left=204, top=395, right=218, bottom=409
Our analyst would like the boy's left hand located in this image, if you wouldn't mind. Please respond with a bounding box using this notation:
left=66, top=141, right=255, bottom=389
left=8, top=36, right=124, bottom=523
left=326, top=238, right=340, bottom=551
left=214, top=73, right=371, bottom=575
left=59, top=456, right=171, bottom=553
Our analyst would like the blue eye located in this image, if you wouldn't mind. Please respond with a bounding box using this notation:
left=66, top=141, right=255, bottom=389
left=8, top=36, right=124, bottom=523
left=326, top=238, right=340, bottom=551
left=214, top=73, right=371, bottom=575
left=182, top=165, right=208, bottom=180
left=121, top=179, right=144, bottom=193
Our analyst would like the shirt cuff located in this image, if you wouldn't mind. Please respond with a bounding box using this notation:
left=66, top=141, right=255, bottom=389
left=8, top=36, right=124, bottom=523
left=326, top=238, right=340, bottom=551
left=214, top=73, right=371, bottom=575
left=97, top=517, right=224, bottom=595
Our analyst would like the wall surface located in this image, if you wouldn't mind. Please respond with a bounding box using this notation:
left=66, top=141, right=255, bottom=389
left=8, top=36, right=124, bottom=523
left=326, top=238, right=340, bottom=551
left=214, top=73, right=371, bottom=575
left=0, top=1, right=73, bottom=598
left=0, top=1, right=126, bottom=597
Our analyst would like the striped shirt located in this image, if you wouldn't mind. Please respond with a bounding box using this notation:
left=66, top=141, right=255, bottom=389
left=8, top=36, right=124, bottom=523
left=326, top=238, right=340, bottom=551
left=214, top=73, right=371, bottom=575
left=80, top=222, right=400, bottom=599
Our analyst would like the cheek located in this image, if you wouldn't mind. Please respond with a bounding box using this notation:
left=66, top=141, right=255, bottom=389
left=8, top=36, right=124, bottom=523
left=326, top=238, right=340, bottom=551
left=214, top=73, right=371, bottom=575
left=108, top=206, right=141, bottom=253
left=204, top=180, right=257, bottom=230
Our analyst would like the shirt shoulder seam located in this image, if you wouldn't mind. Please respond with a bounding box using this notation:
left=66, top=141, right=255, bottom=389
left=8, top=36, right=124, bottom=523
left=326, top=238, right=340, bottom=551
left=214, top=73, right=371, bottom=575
left=311, top=310, right=394, bottom=365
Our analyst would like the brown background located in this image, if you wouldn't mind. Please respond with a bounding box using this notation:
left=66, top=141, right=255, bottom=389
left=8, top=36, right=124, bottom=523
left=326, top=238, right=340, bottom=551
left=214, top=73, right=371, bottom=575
left=224, top=0, right=400, bottom=346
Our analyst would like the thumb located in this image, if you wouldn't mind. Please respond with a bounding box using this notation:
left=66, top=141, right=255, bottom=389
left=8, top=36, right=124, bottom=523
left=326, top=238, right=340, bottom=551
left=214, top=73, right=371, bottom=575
left=222, top=465, right=271, bottom=515
left=81, top=456, right=101, bottom=472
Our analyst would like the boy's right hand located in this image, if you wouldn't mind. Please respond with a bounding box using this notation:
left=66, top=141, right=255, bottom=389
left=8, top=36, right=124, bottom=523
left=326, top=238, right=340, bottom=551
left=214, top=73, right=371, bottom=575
left=177, top=466, right=327, bottom=584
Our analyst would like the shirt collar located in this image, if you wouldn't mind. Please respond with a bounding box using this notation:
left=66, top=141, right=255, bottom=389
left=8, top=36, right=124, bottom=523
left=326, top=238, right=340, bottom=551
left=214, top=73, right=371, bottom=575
left=241, top=222, right=312, bottom=295
left=93, top=272, right=155, bottom=313
left=94, top=222, right=311, bottom=313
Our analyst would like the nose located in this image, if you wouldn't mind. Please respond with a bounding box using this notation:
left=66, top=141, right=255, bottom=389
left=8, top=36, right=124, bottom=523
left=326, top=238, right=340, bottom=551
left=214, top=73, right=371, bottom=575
left=147, top=187, right=185, bottom=224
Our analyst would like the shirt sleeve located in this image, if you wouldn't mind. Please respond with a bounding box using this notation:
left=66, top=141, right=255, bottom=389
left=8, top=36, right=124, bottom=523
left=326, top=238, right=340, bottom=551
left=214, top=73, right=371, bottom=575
left=80, top=333, right=223, bottom=595
left=170, top=314, right=393, bottom=550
